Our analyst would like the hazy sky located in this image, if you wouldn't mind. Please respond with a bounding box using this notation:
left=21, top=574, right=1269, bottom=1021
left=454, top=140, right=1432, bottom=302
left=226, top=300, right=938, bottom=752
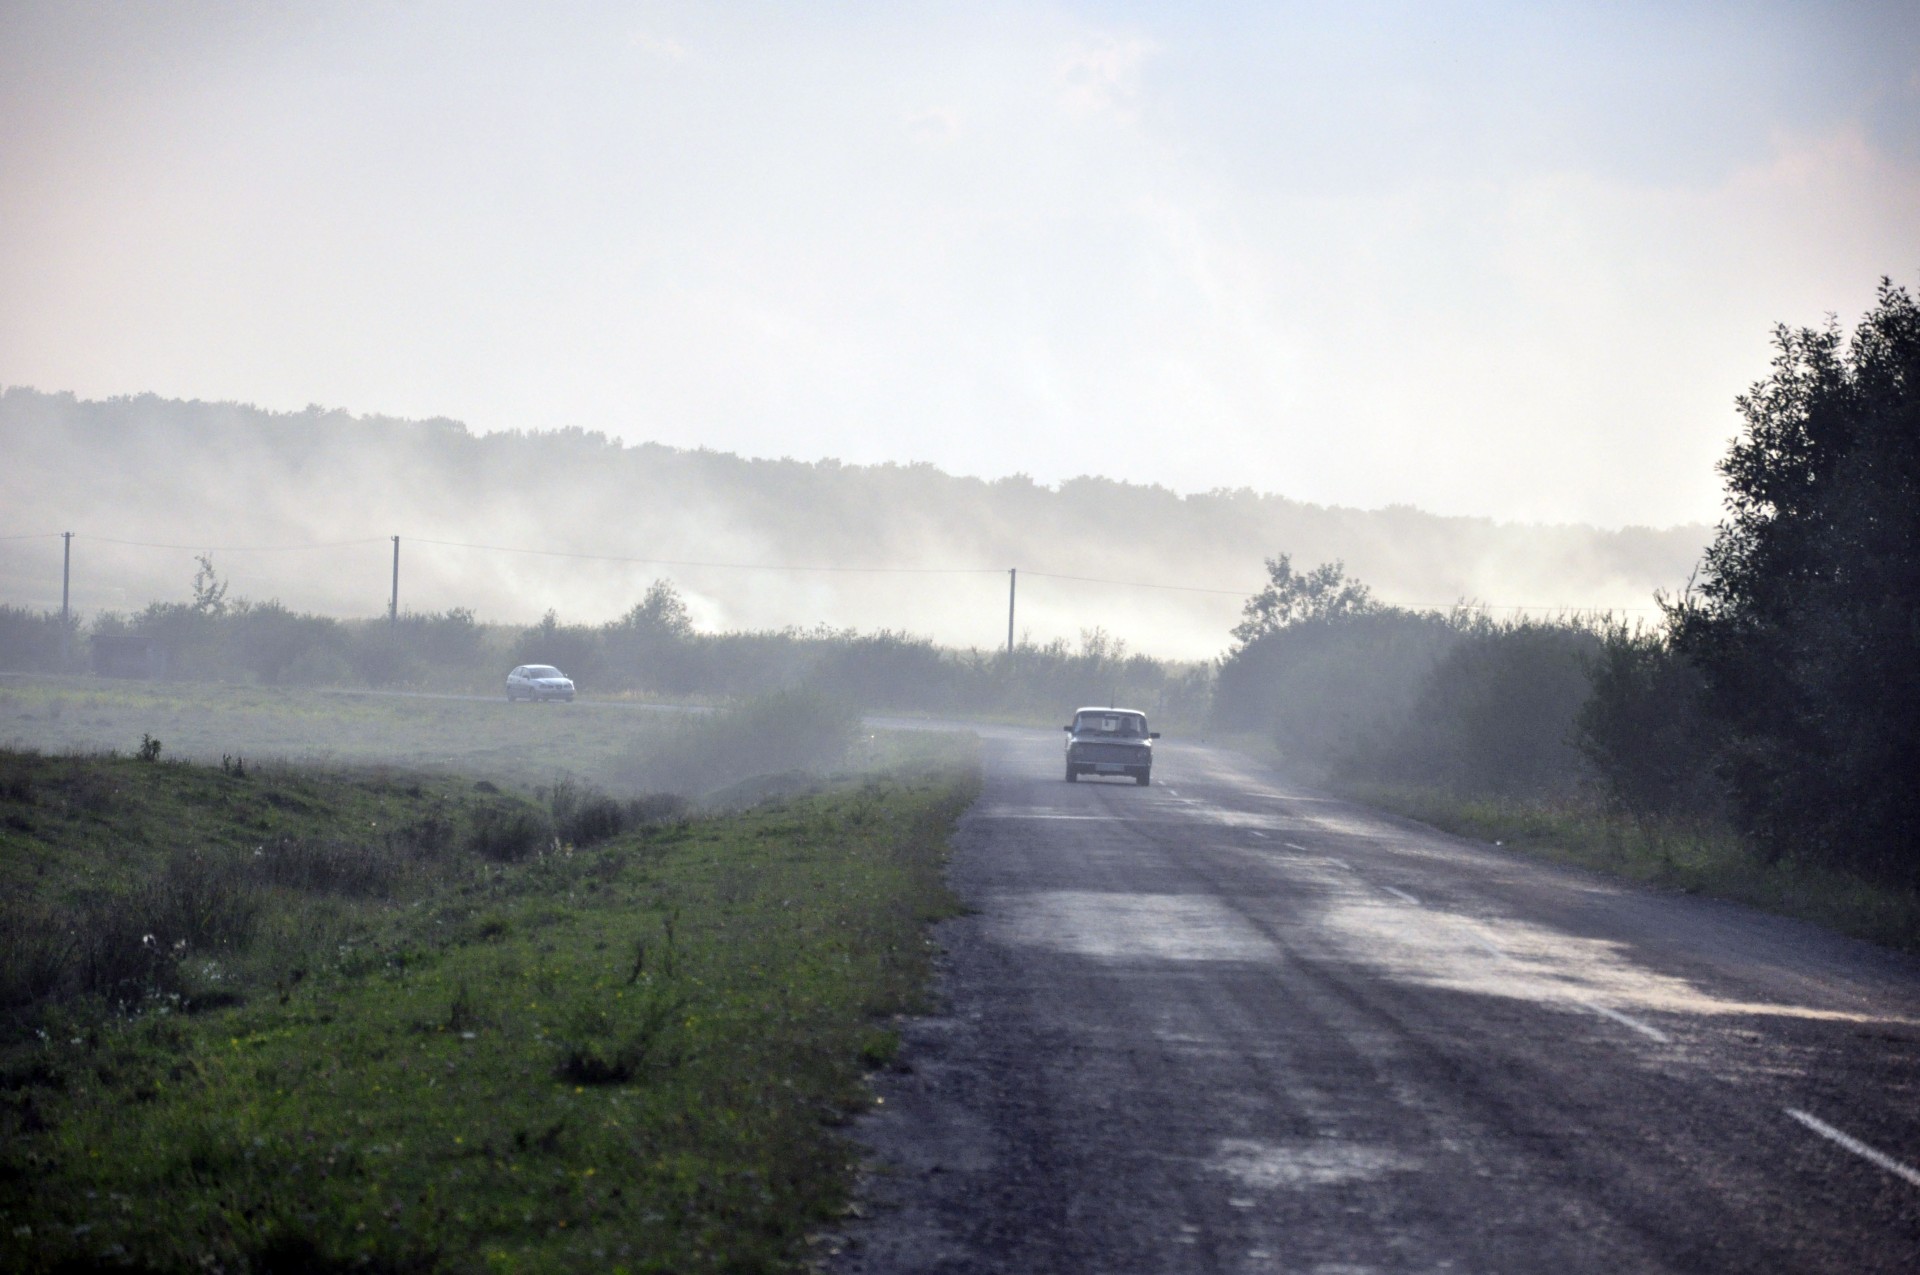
left=3, top=1, right=1916, bottom=528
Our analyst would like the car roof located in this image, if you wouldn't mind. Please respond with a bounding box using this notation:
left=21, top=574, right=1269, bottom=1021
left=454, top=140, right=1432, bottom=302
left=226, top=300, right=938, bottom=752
left=1073, top=706, right=1146, bottom=716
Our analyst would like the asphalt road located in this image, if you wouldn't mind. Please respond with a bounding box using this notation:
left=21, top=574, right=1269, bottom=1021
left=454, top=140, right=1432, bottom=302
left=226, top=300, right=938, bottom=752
left=831, top=727, right=1920, bottom=1273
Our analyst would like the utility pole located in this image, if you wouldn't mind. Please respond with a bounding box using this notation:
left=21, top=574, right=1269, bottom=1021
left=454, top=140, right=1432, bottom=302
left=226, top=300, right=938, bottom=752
left=60, top=531, right=73, bottom=665
left=1006, top=567, right=1016, bottom=659
left=389, top=536, right=400, bottom=626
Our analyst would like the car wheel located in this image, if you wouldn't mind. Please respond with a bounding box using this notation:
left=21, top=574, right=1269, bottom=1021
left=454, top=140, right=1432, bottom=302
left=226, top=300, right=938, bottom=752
left=1065, top=763, right=1078, bottom=782
left=1134, top=770, right=1150, bottom=787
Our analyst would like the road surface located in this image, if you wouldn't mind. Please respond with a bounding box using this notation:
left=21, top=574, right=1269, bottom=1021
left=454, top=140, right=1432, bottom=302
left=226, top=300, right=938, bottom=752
left=831, top=727, right=1920, bottom=1273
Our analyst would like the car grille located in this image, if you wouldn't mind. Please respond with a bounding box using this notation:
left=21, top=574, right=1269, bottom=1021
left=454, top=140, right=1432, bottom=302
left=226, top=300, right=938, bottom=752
left=1074, top=742, right=1147, bottom=764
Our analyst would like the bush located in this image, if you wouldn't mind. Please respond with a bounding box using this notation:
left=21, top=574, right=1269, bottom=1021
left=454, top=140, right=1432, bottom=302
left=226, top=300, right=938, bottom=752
left=0, top=902, right=72, bottom=1011
left=1345, top=620, right=1601, bottom=798
left=549, top=779, right=628, bottom=847
left=1213, top=609, right=1460, bottom=772
left=251, top=837, right=405, bottom=896
left=467, top=798, right=553, bottom=862
left=1577, top=624, right=1727, bottom=828
left=0, top=604, right=79, bottom=673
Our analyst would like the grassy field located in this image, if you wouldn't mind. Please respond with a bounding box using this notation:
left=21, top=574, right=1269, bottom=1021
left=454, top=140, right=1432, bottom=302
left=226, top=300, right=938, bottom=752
left=1343, top=782, right=1920, bottom=952
left=0, top=736, right=978, bottom=1273
left=0, top=676, right=926, bottom=805
left=0, top=676, right=692, bottom=792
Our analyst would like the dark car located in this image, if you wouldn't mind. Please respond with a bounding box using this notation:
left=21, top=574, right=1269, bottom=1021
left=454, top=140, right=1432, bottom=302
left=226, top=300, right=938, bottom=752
left=1064, top=707, right=1159, bottom=786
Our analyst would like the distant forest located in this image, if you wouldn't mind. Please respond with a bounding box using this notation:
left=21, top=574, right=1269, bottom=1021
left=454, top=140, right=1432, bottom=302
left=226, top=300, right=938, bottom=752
left=0, top=387, right=1704, bottom=657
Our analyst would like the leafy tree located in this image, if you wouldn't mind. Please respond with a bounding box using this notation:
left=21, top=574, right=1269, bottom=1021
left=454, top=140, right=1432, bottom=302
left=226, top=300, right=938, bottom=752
left=1231, top=555, right=1376, bottom=646
left=1669, top=279, right=1920, bottom=881
left=190, top=552, right=228, bottom=617
left=614, top=579, right=694, bottom=640
left=1345, top=619, right=1600, bottom=799
left=1575, top=624, right=1725, bottom=830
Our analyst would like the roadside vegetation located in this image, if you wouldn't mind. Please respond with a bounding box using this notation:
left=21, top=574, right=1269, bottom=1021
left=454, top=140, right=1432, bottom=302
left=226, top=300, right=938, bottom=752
left=0, top=573, right=1211, bottom=728
left=0, top=736, right=976, bottom=1272
left=1215, top=280, right=1920, bottom=948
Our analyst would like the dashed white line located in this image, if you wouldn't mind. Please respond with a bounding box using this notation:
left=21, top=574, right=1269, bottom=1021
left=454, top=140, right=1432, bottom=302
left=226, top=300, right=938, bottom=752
left=1326, top=857, right=1351, bottom=871
left=1284, top=842, right=1308, bottom=851
left=1787, top=1108, right=1920, bottom=1188
left=1382, top=886, right=1421, bottom=906
left=1248, top=830, right=1267, bottom=839
left=1577, top=1000, right=1671, bottom=1044
left=1470, top=934, right=1509, bottom=962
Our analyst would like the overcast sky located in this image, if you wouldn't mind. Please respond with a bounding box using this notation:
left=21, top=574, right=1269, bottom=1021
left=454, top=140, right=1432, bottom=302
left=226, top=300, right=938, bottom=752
left=3, top=1, right=1916, bottom=528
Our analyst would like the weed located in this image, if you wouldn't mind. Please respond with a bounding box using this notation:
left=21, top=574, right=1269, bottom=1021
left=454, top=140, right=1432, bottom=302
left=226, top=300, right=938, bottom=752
left=447, top=981, right=483, bottom=1033
left=252, top=836, right=402, bottom=896
left=857, top=1027, right=901, bottom=1070
left=397, top=806, right=455, bottom=857
left=136, top=733, right=162, bottom=762
left=552, top=989, right=685, bottom=1085
left=0, top=903, right=72, bottom=1011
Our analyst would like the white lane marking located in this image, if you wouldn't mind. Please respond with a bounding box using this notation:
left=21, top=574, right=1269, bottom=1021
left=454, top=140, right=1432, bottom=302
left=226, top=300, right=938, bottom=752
left=1248, top=830, right=1267, bottom=839
left=984, top=813, right=1124, bottom=821
left=1166, top=787, right=1179, bottom=796
left=1577, top=1000, right=1671, bottom=1043
left=1326, top=858, right=1351, bottom=871
left=1382, top=886, right=1420, bottom=906
left=1284, top=842, right=1308, bottom=851
left=1787, top=1108, right=1920, bottom=1189
left=1470, top=934, right=1509, bottom=962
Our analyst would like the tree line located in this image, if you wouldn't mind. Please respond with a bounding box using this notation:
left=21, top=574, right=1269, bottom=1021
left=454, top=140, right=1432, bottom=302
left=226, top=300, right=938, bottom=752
left=0, top=572, right=1212, bottom=726
left=1216, top=280, right=1919, bottom=889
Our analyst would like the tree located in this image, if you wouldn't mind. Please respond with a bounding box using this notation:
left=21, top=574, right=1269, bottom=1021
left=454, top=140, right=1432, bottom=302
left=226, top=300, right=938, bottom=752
left=1231, top=555, right=1376, bottom=646
left=190, top=553, right=228, bottom=617
left=1669, top=279, right=1920, bottom=881
left=615, top=579, right=694, bottom=640
left=1575, top=624, right=1725, bottom=832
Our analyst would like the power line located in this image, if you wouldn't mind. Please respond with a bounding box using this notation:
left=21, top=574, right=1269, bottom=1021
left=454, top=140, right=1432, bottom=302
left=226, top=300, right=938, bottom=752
left=1, top=530, right=1671, bottom=614
left=84, top=535, right=390, bottom=552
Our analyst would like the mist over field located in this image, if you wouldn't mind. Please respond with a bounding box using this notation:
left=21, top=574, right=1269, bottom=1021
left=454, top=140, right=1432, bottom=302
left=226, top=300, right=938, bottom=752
left=0, top=388, right=1703, bottom=658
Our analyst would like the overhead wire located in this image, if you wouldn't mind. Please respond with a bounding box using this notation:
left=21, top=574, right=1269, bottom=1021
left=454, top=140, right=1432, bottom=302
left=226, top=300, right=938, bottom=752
left=1, top=530, right=1669, bottom=613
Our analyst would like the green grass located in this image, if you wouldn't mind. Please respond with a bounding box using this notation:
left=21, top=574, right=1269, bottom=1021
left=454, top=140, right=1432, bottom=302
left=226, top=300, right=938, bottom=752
left=0, top=676, right=688, bottom=792
left=1342, top=782, right=1920, bottom=951
left=0, top=740, right=979, bottom=1273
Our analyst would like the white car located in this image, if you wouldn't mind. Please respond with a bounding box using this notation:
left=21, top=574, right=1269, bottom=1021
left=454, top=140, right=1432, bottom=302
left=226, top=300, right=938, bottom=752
left=506, top=664, right=575, bottom=702
left=1064, top=707, right=1158, bottom=785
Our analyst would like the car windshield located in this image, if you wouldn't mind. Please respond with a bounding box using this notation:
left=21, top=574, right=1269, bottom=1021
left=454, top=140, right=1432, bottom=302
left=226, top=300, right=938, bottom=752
left=1074, top=713, right=1146, bottom=737
left=525, top=666, right=564, bottom=679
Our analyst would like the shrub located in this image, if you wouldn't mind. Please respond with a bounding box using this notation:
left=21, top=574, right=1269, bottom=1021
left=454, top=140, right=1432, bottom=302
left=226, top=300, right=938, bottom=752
left=1213, top=609, right=1460, bottom=772
left=467, top=799, right=553, bottom=862
left=0, top=902, right=72, bottom=1011
left=147, top=849, right=264, bottom=952
left=251, top=837, right=405, bottom=896
left=1343, top=620, right=1601, bottom=799
left=1577, top=624, right=1727, bottom=828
